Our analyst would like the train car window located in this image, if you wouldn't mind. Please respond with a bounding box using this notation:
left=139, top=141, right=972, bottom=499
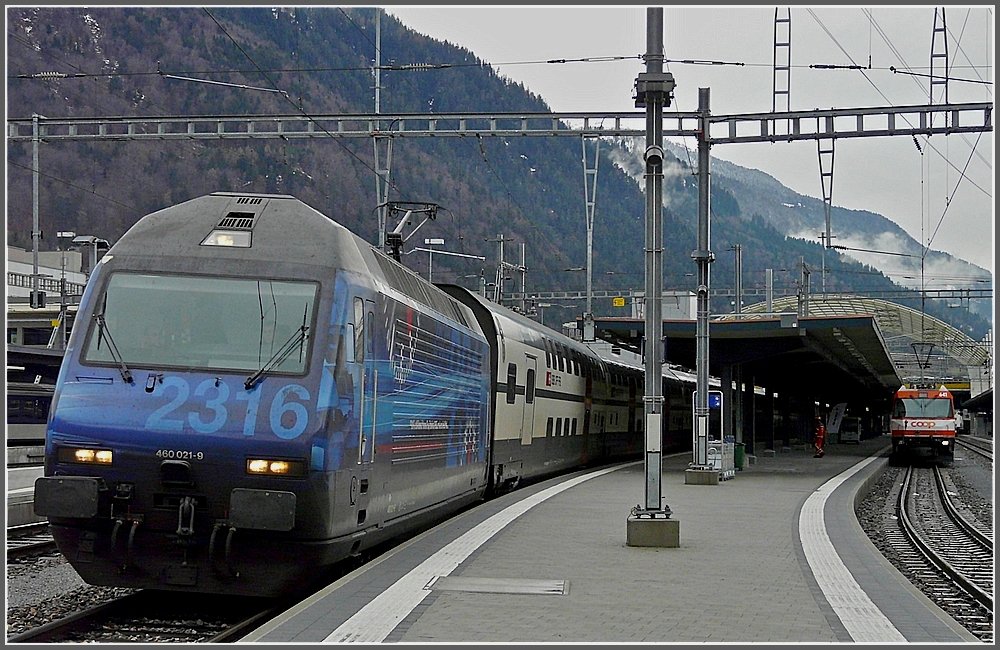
left=525, top=368, right=536, bottom=404
left=546, top=418, right=553, bottom=437
left=558, top=351, right=565, bottom=373
left=556, top=418, right=563, bottom=436
left=366, top=310, right=374, bottom=357
left=506, top=363, right=517, bottom=404
left=354, top=297, right=365, bottom=363
left=81, top=272, right=317, bottom=374
left=571, top=418, right=578, bottom=436
left=545, top=350, right=552, bottom=369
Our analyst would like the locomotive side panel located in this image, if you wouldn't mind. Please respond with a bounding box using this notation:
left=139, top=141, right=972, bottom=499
left=374, top=291, right=491, bottom=526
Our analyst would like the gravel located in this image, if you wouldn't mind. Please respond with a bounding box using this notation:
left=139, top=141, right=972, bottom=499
left=6, top=554, right=136, bottom=639
left=854, top=450, right=994, bottom=641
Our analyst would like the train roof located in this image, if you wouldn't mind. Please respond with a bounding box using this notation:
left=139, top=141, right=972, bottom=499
left=442, top=286, right=602, bottom=360
left=895, top=384, right=953, bottom=396
left=108, top=193, right=362, bottom=271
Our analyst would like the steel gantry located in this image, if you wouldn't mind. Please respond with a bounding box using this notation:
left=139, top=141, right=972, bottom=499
left=581, top=133, right=601, bottom=341
left=7, top=103, right=992, bottom=145
left=10, top=103, right=990, bottom=306
left=771, top=7, right=792, bottom=134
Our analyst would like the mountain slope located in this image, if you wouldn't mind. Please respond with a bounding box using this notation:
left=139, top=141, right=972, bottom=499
left=5, top=6, right=991, bottom=339
left=693, top=147, right=993, bottom=324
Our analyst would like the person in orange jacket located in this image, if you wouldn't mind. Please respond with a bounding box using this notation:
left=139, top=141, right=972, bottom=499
left=813, top=416, right=826, bottom=458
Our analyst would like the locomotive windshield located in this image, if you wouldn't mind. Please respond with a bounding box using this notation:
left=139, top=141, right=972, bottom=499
left=82, top=272, right=317, bottom=374
left=891, top=397, right=954, bottom=419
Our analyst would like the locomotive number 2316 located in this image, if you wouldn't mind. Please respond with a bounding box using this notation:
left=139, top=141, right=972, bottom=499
left=145, top=376, right=311, bottom=439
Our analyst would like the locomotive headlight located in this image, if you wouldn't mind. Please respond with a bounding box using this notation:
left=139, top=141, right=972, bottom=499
left=58, top=447, right=114, bottom=465
left=246, top=458, right=305, bottom=477
left=201, top=229, right=251, bottom=248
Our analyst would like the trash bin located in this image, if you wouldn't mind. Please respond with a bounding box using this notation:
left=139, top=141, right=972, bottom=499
left=734, top=442, right=745, bottom=470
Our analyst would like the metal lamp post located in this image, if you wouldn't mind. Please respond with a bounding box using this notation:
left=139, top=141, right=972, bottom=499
left=424, top=238, right=444, bottom=282
left=55, top=230, right=76, bottom=349
left=72, top=234, right=110, bottom=279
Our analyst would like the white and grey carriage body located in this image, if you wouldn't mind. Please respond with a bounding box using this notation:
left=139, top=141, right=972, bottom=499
left=441, top=287, right=643, bottom=489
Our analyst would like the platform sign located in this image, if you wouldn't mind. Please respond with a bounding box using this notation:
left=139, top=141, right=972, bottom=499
left=693, top=390, right=724, bottom=440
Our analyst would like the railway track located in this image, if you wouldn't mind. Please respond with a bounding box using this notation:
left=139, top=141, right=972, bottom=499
left=955, top=436, right=993, bottom=462
left=6, top=521, right=57, bottom=560
left=7, top=531, right=386, bottom=643
left=6, top=590, right=283, bottom=643
left=891, top=463, right=994, bottom=641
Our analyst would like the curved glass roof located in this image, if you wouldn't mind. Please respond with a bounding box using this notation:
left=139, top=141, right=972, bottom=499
left=730, top=294, right=991, bottom=384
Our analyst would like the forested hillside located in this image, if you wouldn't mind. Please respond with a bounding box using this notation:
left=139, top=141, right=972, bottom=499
left=6, top=6, right=990, bottom=338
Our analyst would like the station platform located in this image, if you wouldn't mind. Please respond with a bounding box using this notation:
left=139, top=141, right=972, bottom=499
left=239, top=435, right=979, bottom=644
left=6, top=466, right=46, bottom=527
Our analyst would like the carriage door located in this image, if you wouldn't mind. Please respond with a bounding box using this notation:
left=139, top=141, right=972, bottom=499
left=520, top=355, right=537, bottom=444
left=357, top=298, right=377, bottom=466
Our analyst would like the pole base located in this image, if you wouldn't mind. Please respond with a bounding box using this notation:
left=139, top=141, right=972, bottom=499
left=684, top=468, right=720, bottom=485
left=626, top=513, right=680, bottom=548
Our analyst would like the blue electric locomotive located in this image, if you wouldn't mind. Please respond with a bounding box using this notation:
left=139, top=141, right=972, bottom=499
left=35, top=193, right=493, bottom=596
left=36, top=191, right=689, bottom=598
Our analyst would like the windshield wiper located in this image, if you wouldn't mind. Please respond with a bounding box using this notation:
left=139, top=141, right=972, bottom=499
left=245, top=323, right=309, bottom=390
left=94, top=311, right=134, bottom=384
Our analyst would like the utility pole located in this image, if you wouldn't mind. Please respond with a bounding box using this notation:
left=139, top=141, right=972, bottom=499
left=818, top=231, right=836, bottom=292
left=493, top=233, right=505, bottom=304
left=519, top=242, right=527, bottom=315
left=765, top=268, right=774, bottom=313
left=582, top=134, right=600, bottom=341
left=729, top=244, right=742, bottom=314
left=817, top=136, right=835, bottom=259
left=772, top=7, right=792, bottom=136
left=798, top=256, right=811, bottom=318
left=627, top=7, right=678, bottom=548
left=30, top=113, right=45, bottom=309
left=692, top=87, right=715, bottom=471
left=930, top=8, right=949, bottom=105
left=373, top=8, right=393, bottom=254
left=424, top=238, right=444, bottom=282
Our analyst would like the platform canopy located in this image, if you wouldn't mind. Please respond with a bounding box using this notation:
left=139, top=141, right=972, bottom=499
left=738, top=295, right=990, bottom=387
left=584, top=311, right=901, bottom=408
left=6, top=344, right=65, bottom=384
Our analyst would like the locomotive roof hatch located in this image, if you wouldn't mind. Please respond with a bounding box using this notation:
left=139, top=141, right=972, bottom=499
left=200, top=195, right=269, bottom=248
left=109, top=192, right=361, bottom=271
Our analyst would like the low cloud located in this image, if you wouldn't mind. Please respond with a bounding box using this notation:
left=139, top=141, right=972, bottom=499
left=607, top=136, right=689, bottom=209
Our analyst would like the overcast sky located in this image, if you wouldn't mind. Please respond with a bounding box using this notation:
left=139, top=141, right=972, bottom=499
left=386, top=5, right=994, bottom=274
